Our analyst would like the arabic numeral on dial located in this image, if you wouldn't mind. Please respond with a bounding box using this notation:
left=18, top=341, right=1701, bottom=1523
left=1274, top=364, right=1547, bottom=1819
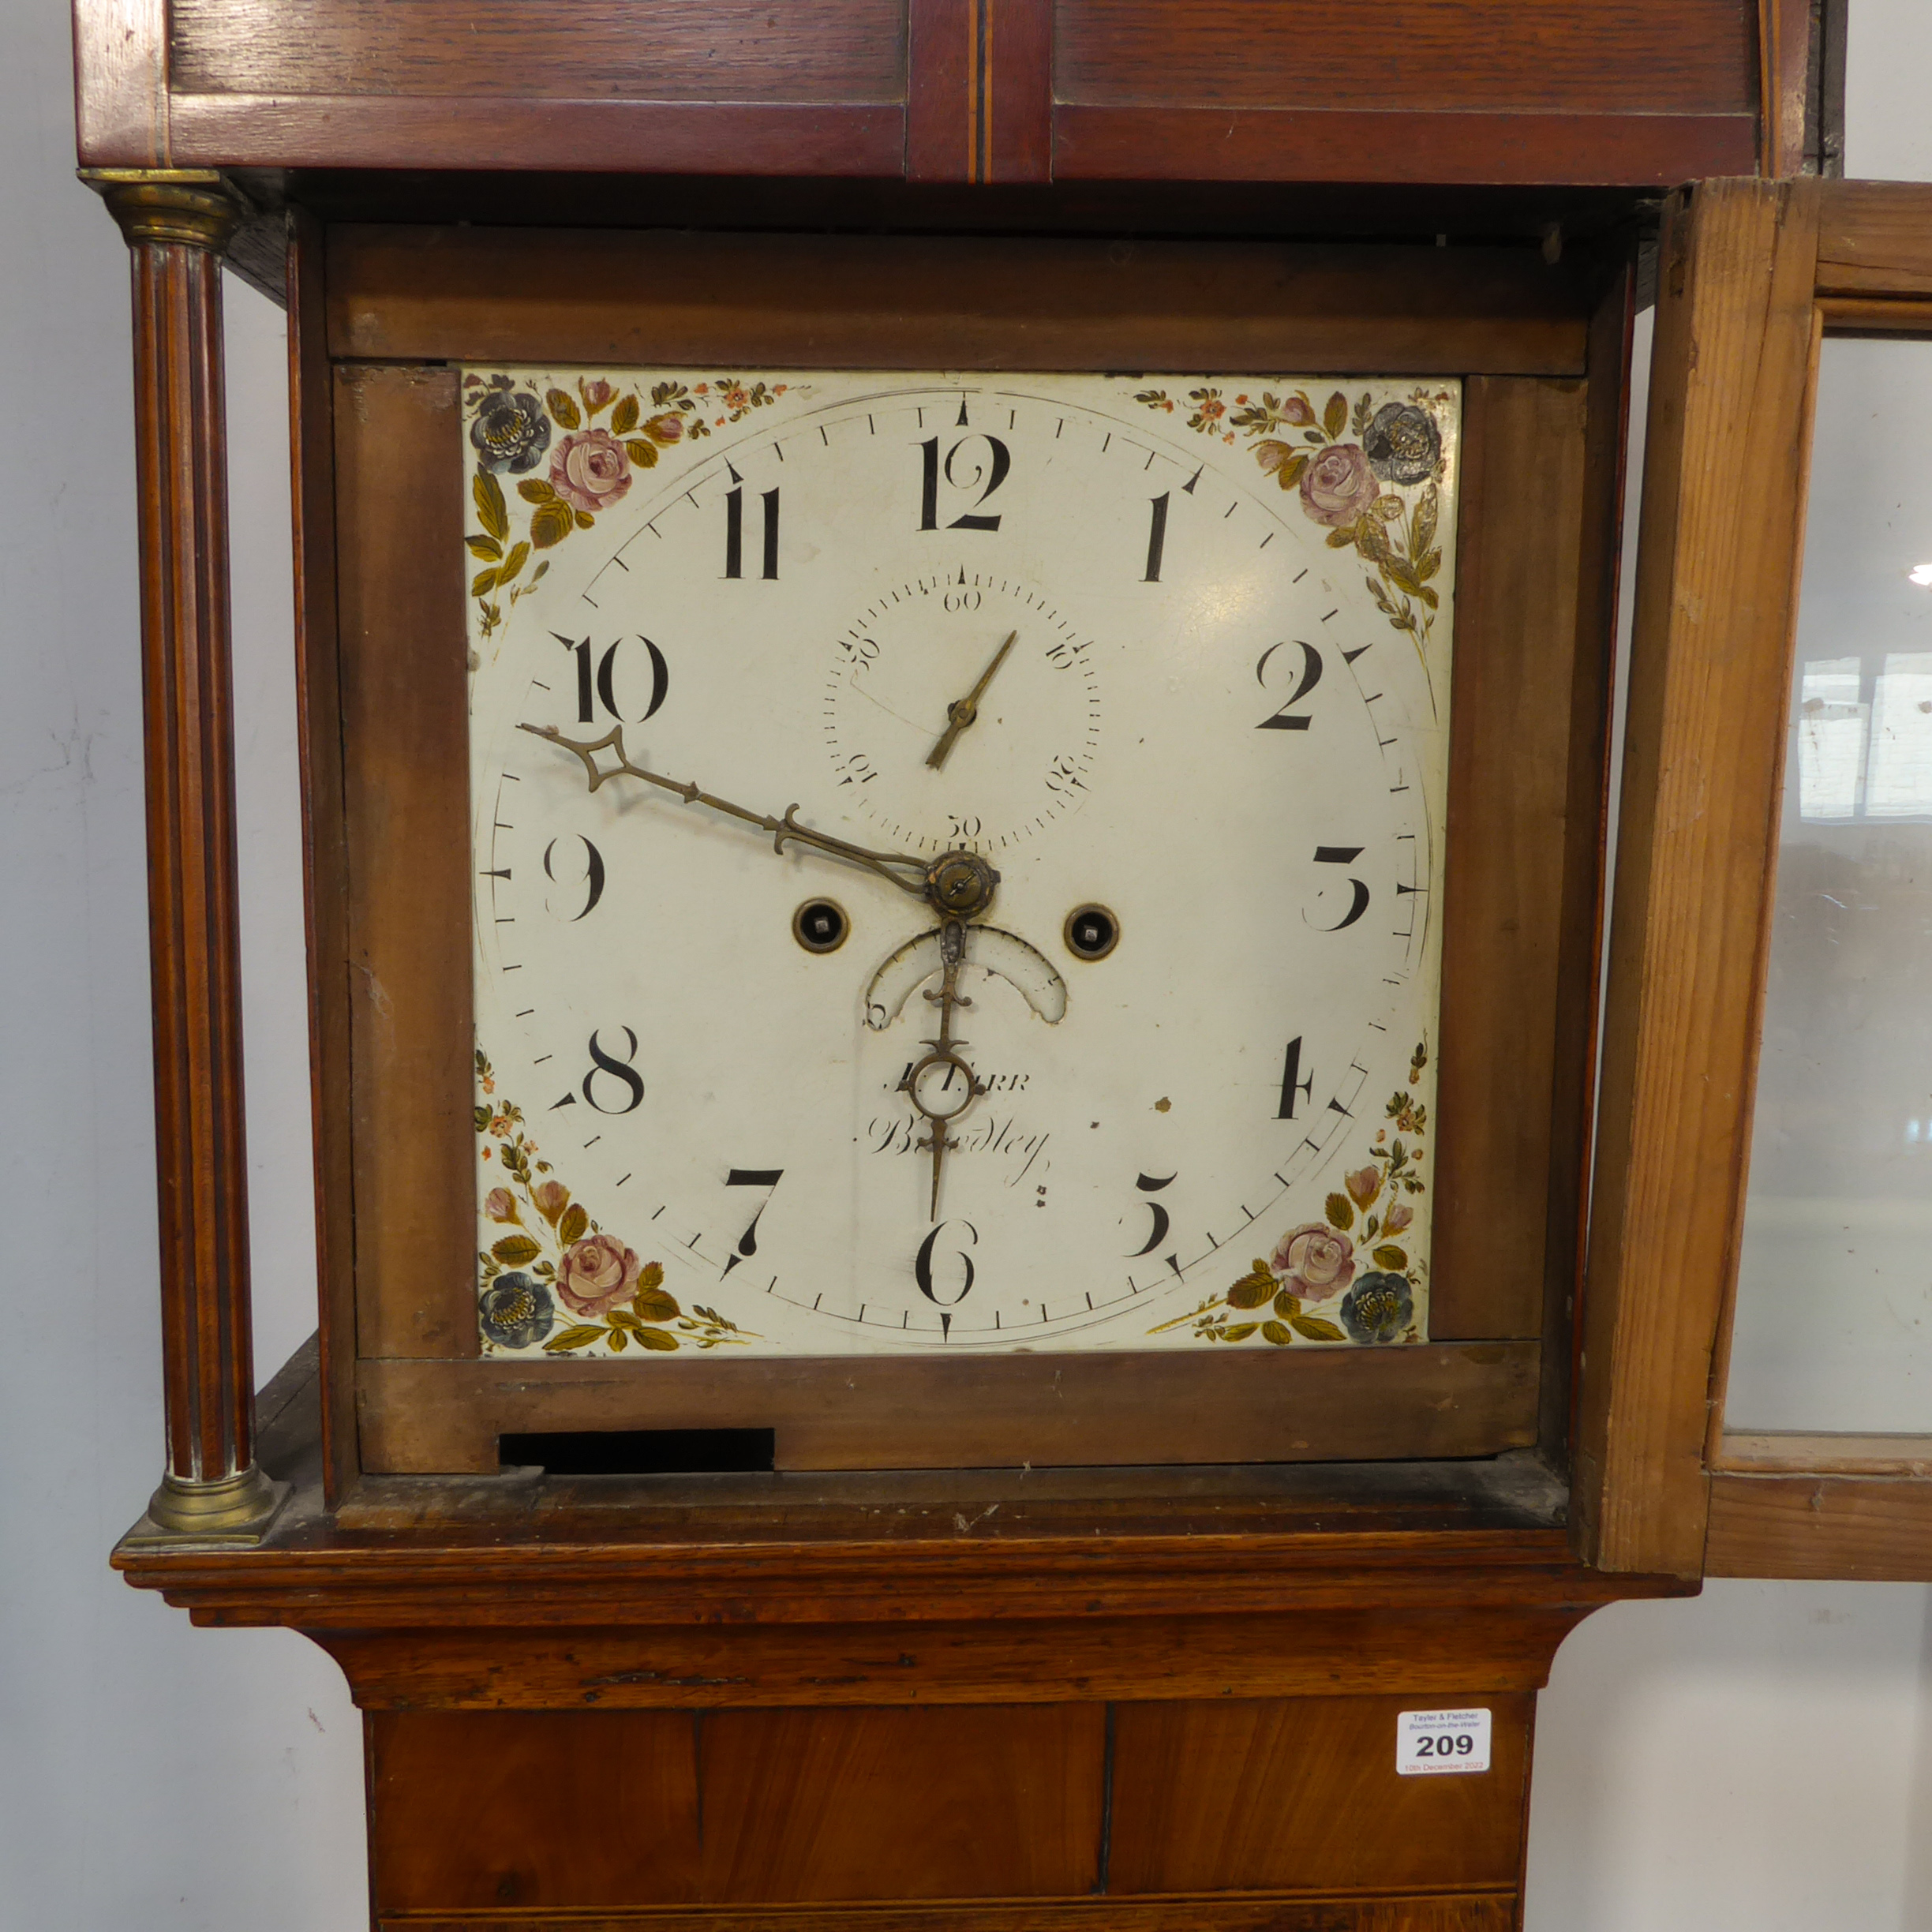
left=582, top=1027, right=645, bottom=1114
left=720, top=1168, right=784, bottom=1278
left=724, top=485, right=780, bottom=579
left=1255, top=641, right=1324, bottom=731
left=541, top=834, right=605, bottom=921
left=556, top=633, right=669, bottom=723
left=835, top=751, right=877, bottom=786
left=915, top=1219, right=978, bottom=1305
left=1126, top=1171, right=1177, bottom=1260
left=918, top=435, right=1010, bottom=532
left=1310, top=845, right=1369, bottom=930
left=1044, top=754, right=1085, bottom=796
left=1276, top=1036, right=1313, bottom=1121
left=945, top=812, right=981, bottom=841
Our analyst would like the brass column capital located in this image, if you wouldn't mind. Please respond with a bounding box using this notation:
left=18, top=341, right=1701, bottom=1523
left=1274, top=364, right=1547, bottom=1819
left=80, top=168, right=246, bottom=253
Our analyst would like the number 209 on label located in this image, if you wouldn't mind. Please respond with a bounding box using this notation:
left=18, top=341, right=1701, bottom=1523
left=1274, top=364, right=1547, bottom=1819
left=1395, top=1707, right=1492, bottom=1776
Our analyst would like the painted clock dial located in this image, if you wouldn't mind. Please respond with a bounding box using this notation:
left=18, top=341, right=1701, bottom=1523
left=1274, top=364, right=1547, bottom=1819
left=464, top=369, right=1458, bottom=1359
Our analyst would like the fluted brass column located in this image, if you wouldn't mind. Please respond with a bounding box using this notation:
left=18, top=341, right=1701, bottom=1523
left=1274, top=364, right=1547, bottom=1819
left=84, top=169, right=288, bottom=1543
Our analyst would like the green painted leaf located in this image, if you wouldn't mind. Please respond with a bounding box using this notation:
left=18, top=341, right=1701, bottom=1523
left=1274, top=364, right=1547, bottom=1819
left=1291, top=1315, right=1347, bottom=1342
left=1323, top=390, right=1348, bottom=440
left=530, top=501, right=574, bottom=549
left=1260, top=1320, right=1294, bottom=1346
left=610, top=394, right=640, bottom=436
left=634, top=1288, right=682, bottom=1323
left=1226, top=1263, right=1277, bottom=1310
left=496, top=541, right=530, bottom=587
left=1412, top=484, right=1439, bottom=559
left=491, top=1234, right=541, bottom=1265
left=543, top=1324, right=606, bottom=1353
left=1273, top=1289, right=1302, bottom=1319
left=465, top=534, right=503, bottom=560
left=473, top=470, right=509, bottom=541
left=518, top=477, right=559, bottom=504
left=1372, top=1244, right=1409, bottom=1270
left=607, top=1325, right=628, bottom=1352
left=1324, top=1193, right=1354, bottom=1231
left=558, top=1202, right=589, bottom=1245
left=470, top=567, right=500, bottom=597
left=633, top=1326, right=680, bottom=1351
left=1221, top=1323, right=1259, bottom=1342
left=624, top=438, right=659, bottom=467
left=545, top=386, right=582, bottom=429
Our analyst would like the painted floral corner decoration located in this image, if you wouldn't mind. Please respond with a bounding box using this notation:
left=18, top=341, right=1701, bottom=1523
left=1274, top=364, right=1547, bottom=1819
left=1133, top=384, right=1451, bottom=666
left=1151, top=1040, right=1431, bottom=1348
left=463, top=373, right=788, bottom=638
left=474, top=1049, right=753, bottom=1355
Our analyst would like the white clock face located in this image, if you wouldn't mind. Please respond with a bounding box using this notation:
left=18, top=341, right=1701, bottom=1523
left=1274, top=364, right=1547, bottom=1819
left=464, top=369, right=1456, bottom=1360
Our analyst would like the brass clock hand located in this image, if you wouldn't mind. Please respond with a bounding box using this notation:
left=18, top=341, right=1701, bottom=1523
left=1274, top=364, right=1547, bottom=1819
left=523, top=722, right=1004, bottom=919
left=522, top=721, right=953, bottom=904
left=924, top=629, right=1018, bottom=769
left=899, top=919, right=984, bottom=1219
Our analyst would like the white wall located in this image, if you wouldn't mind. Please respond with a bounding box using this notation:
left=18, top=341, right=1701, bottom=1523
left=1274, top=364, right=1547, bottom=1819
left=2, top=2, right=1928, bottom=1926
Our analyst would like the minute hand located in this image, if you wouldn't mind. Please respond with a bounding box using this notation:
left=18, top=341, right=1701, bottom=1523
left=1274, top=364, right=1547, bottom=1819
left=925, top=630, right=1018, bottom=770
left=519, top=722, right=931, bottom=901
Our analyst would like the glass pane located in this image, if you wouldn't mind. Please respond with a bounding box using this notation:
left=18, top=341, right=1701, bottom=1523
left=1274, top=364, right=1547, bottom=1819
left=1725, top=335, right=1932, bottom=1433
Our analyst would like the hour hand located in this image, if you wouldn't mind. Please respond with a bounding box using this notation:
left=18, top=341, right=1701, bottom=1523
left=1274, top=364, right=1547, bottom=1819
left=519, top=722, right=931, bottom=901
left=925, top=630, right=1017, bottom=769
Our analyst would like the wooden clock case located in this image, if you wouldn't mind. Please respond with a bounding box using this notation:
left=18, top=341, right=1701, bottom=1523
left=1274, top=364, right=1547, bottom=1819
left=72, top=2, right=1897, bottom=1926
left=107, top=182, right=1664, bottom=1932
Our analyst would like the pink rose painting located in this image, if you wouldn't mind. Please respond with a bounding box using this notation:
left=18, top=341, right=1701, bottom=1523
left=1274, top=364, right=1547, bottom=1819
left=1298, top=444, right=1380, bottom=528
left=549, top=428, right=632, bottom=515
left=1271, top=1222, right=1357, bottom=1303
left=484, top=1188, right=519, bottom=1223
left=556, top=1232, right=643, bottom=1316
left=642, top=411, right=683, bottom=444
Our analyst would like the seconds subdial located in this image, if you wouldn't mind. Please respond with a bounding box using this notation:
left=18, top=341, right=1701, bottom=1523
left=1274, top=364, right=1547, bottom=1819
left=824, top=572, right=1102, bottom=853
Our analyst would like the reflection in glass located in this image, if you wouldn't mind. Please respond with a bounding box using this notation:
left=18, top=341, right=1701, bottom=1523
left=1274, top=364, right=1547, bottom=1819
left=1726, top=336, right=1932, bottom=1433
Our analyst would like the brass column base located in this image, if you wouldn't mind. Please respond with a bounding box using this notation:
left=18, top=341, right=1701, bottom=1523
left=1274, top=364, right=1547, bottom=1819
left=121, top=1465, right=292, bottom=1550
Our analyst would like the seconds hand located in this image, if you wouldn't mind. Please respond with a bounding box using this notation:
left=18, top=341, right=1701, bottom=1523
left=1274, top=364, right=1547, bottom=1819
left=924, top=630, right=1018, bottom=770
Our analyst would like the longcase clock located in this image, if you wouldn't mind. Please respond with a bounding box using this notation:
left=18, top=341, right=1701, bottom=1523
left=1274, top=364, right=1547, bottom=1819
left=68, top=1, right=1889, bottom=1926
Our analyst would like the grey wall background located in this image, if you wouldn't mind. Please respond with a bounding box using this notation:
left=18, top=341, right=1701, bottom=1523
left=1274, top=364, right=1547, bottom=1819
left=2, top=4, right=1927, bottom=1925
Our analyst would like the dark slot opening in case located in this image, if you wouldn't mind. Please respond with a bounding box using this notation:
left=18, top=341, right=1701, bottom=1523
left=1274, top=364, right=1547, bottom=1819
left=499, top=1427, right=777, bottom=1476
